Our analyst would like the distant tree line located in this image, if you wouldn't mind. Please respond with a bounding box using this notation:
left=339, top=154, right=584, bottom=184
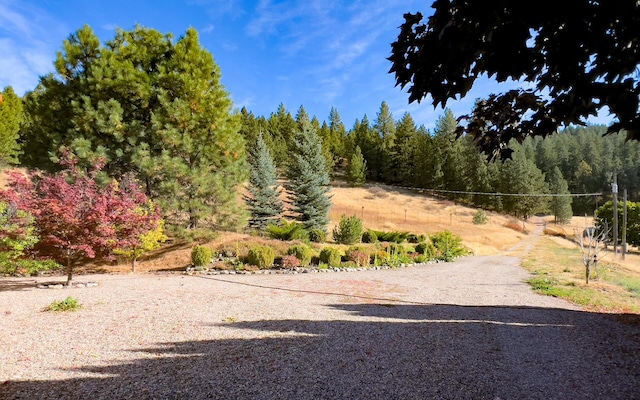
left=3, top=24, right=639, bottom=236
left=240, top=103, right=640, bottom=222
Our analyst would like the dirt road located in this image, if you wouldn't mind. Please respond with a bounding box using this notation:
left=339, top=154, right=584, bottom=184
left=1, top=243, right=639, bottom=399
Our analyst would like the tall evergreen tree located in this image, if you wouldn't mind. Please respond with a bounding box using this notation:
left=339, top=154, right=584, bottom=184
left=0, top=86, right=23, bottom=167
left=285, top=118, right=332, bottom=232
left=432, top=109, right=461, bottom=192
left=315, top=118, right=335, bottom=177
left=20, top=25, right=248, bottom=230
left=500, top=149, right=549, bottom=218
left=351, top=115, right=383, bottom=181
left=267, top=103, right=296, bottom=166
left=245, top=133, right=284, bottom=230
left=547, top=166, right=573, bottom=223
left=238, top=107, right=262, bottom=148
left=374, top=101, right=395, bottom=181
left=328, top=107, right=347, bottom=165
left=345, top=145, right=367, bottom=186
left=410, top=125, right=434, bottom=188
left=388, top=112, right=418, bottom=185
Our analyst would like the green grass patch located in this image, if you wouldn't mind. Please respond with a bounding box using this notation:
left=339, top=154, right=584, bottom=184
left=46, top=296, right=81, bottom=312
left=522, top=237, right=640, bottom=313
left=608, top=274, right=640, bottom=297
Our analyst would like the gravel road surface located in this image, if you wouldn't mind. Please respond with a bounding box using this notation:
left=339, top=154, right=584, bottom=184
left=1, top=254, right=639, bottom=399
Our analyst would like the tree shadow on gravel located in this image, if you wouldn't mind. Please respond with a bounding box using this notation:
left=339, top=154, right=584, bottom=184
left=3, top=304, right=639, bottom=400
left=0, top=279, right=39, bottom=292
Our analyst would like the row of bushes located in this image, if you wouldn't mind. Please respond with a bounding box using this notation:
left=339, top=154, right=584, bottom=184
left=264, top=215, right=430, bottom=246
left=191, top=230, right=468, bottom=270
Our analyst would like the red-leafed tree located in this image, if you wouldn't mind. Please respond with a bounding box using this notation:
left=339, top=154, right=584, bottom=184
left=0, top=152, right=162, bottom=284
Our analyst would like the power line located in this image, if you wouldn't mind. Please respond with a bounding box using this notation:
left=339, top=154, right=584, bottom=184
left=374, top=183, right=603, bottom=198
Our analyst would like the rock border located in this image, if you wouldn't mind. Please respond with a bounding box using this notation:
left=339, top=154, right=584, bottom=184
left=36, top=282, right=99, bottom=289
left=183, top=260, right=445, bottom=276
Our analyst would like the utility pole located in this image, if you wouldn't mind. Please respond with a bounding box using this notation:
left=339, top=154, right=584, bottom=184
left=612, top=172, right=618, bottom=256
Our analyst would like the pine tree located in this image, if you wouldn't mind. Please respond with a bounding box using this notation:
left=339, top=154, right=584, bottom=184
left=328, top=107, right=347, bottom=164
left=149, top=28, right=247, bottom=230
left=500, top=149, right=549, bottom=218
left=352, top=115, right=383, bottom=181
left=316, top=119, right=335, bottom=177
left=19, top=25, right=248, bottom=230
left=374, top=101, right=395, bottom=182
left=267, top=103, right=297, bottom=166
left=548, top=166, right=573, bottom=223
left=245, top=133, right=284, bottom=230
left=433, top=109, right=466, bottom=197
left=0, top=86, right=23, bottom=167
left=285, top=118, right=332, bottom=232
left=345, top=145, right=367, bottom=186
left=388, top=112, right=418, bottom=185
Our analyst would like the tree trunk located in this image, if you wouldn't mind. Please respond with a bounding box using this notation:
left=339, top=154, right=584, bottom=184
left=132, top=257, right=137, bottom=274
left=585, top=261, right=590, bottom=285
left=189, top=214, right=198, bottom=230
left=66, top=257, right=73, bottom=286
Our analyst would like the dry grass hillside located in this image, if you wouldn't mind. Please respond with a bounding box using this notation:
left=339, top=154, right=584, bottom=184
left=0, top=168, right=595, bottom=273
left=122, top=181, right=540, bottom=273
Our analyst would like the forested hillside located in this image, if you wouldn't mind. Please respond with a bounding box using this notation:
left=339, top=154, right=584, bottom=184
left=3, top=25, right=639, bottom=233
left=241, top=104, right=639, bottom=220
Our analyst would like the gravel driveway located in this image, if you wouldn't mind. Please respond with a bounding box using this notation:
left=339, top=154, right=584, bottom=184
left=1, top=255, right=639, bottom=399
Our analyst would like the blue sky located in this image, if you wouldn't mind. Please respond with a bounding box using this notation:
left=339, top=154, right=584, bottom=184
left=0, top=0, right=609, bottom=130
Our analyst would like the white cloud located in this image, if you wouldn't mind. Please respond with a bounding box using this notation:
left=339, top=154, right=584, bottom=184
left=232, top=94, right=255, bottom=110
left=188, top=0, right=245, bottom=19
left=222, top=42, right=238, bottom=51
left=102, top=23, right=119, bottom=31
left=0, top=2, right=68, bottom=95
left=201, top=24, right=215, bottom=33
left=0, top=2, right=32, bottom=36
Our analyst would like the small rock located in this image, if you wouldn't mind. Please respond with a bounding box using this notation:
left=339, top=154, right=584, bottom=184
left=86, top=282, right=98, bottom=287
left=51, top=284, right=64, bottom=289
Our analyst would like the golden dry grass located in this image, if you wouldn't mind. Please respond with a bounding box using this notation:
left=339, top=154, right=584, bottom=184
left=4, top=166, right=638, bottom=277
left=329, top=182, right=527, bottom=256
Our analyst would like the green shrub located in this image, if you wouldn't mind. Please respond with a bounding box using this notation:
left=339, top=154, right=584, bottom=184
left=415, top=242, right=437, bottom=259
left=267, top=220, right=307, bottom=241
left=0, top=255, right=60, bottom=276
left=332, top=214, right=363, bottom=245
left=319, top=247, right=342, bottom=267
left=372, top=230, right=409, bottom=243
left=191, top=245, right=213, bottom=267
left=0, top=203, right=41, bottom=275
left=371, top=250, right=389, bottom=266
left=383, top=242, right=407, bottom=256
left=473, top=210, right=488, bottom=225
left=430, top=230, right=468, bottom=261
left=290, top=228, right=310, bottom=242
left=381, top=244, right=413, bottom=267
left=46, top=296, right=81, bottom=312
left=308, top=229, right=327, bottom=243
left=407, top=233, right=426, bottom=243
left=287, top=244, right=313, bottom=266
left=361, top=230, right=378, bottom=243
left=247, top=246, right=275, bottom=269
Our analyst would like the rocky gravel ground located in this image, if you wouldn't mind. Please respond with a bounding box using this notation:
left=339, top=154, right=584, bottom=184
left=1, top=255, right=639, bottom=399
